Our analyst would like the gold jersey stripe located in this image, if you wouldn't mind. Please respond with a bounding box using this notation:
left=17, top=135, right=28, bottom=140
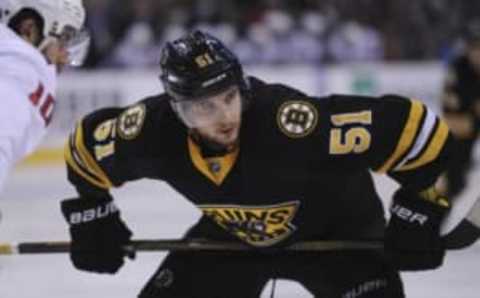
left=73, top=122, right=113, bottom=188
left=376, top=100, right=424, bottom=173
left=69, top=136, right=103, bottom=182
left=68, top=133, right=90, bottom=172
left=396, top=120, right=449, bottom=171
left=64, top=139, right=110, bottom=189
left=188, top=137, right=239, bottom=186
left=68, top=124, right=102, bottom=180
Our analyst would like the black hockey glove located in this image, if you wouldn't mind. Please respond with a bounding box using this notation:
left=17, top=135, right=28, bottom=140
left=385, top=188, right=450, bottom=271
left=61, top=196, right=134, bottom=274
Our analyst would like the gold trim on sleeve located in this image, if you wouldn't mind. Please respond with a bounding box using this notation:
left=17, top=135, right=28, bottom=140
left=64, top=122, right=113, bottom=188
left=396, top=120, right=449, bottom=171
left=375, top=100, right=424, bottom=173
left=64, top=138, right=110, bottom=189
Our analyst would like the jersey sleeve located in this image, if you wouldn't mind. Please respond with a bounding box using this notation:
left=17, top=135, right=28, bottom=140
left=64, top=102, right=153, bottom=196
left=312, top=94, right=453, bottom=191
left=0, top=79, right=33, bottom=192
left=440, top=59, right=480, bottom=137
left=370, top=96, right=452, bottom=190
left=65, top=107, right=121, bottom=195
left=441, top=64, right=462, bottom=113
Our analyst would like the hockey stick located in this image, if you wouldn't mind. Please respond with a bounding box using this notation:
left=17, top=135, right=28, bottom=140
left=0, top=239, right=384, bottom=255
left=1, top=213, right=478, bottom=255
left=443, top=194, right=480, bottom=249
left=2, top=195, right=479, bottom=255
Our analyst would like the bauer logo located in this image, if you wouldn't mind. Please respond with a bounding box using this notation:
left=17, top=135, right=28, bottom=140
left=201, top=73, right=227, bottom=88
left=199, top=201, right=300, bottom=247
left=277, top=100, right=318, bottom=138
left=390, top=204, right=428, bottom=225
left=342, top=278, right=387, bottom=298
left=69, top=202, right=118, bottom=224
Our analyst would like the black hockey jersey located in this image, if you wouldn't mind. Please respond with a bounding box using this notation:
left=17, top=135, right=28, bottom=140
left=442, top=55, right=480, bottom=135
left=443, top=56, right=480, bottom=114
left=65, top=77, right=452, bottom=247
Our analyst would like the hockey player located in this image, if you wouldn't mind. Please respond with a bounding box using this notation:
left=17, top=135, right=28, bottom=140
left=61, top=31, right=453, bottom=298
left=0, top=0, right=90, bottom=192
left=441, top=20, right=480, bottom=198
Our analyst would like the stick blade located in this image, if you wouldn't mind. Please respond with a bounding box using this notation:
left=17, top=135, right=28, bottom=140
left=444, top=219, right=480, bottom=249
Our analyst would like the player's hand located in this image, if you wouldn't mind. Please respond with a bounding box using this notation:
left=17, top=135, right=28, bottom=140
left=385, top=188, right=450, bottom=271
left=61, top=196, right=134, bottom=274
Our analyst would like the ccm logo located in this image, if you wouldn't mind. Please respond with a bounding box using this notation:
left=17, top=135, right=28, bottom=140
left=69, top=202, right=118, bottom=224
left=391, top=204, right=428, bottom=225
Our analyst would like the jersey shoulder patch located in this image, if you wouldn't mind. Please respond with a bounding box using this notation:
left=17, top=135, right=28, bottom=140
left=117, top=103, right=146, bottom=140
left=276, top=100, right=319, bottom=138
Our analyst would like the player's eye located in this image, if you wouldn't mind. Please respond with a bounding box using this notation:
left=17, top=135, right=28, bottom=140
left=194, top=100, right=215, bottom=113
left=224, top=89, right=237, bottom=104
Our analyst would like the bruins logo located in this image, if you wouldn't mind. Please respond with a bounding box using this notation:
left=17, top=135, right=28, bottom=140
left=117, top=104, right=146, bottom=140
left=277, top=100, right=318, bottom=138
left=199, top=201, right=300, bottom=247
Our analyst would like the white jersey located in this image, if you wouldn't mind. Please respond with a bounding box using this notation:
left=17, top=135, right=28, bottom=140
left=0, top=24, right=57, bottom=192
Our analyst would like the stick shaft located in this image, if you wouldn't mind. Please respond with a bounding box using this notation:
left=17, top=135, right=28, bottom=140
left=5, top=198, right=480, bottom=255
left=0, top=239, right=384, bottom=255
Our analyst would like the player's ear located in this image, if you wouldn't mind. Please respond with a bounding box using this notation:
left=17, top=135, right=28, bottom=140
left=17, top=17, right=42, bottom=46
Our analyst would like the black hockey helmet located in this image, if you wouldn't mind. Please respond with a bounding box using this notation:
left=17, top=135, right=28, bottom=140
left=159, top=30, right=248, bottom=102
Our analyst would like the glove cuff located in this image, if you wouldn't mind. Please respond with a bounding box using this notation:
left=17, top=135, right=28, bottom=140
left=392, top=188, right=450, bottom=222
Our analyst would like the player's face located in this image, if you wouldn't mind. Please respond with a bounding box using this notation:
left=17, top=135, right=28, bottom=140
left=19, top=18, right=42, bottom=46
left=178, top=86, right=242, bottom=148
left=42, top=39, right=69, bottom=72
left=42, top=26, right=91, bottom=72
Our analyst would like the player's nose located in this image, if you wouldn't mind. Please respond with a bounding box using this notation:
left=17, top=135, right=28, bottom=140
left=217, top=103, right=236, bottom=122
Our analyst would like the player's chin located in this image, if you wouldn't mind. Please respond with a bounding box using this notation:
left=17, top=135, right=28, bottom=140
left=215, top=127, right=239, bottom=147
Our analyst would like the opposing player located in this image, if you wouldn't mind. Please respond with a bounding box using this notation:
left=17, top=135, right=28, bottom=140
left=441, top=20, right=480, bottom=198
left=61, top=31, right=453, bottom=297
left=0, top=0, right=90, bottom=192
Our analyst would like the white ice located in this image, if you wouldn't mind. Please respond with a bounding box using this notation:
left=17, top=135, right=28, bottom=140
left=1, top=164, right=479, bottom=298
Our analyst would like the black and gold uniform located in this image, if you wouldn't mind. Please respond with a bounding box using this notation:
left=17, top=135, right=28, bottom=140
left=440, top=21, right=480, bottom=198
left=66, top=76, right=450, bottom=246
left=60, top=31, right=453, bottom=298
left=442, top=53, right=480, bottom=197
left=64, top=77, right=451, bottom=298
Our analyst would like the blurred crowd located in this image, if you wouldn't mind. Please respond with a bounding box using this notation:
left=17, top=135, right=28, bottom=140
left=82, top=0, right=480, bottom=69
